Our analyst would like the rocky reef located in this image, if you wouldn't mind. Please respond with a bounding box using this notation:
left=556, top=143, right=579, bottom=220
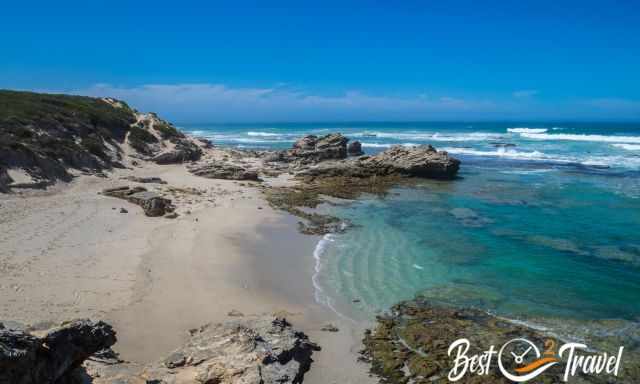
left=361, top=297, right=640, bottom=383
left=0, top=319, right=116, bottom=384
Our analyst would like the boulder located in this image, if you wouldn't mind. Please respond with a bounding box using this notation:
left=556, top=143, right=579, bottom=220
left=277, top=133, right=349, bottom=164
left=152, top=141, right=202, bottom=164
left=101, top=186, right=173, bottom=217
left=347, top=140, right=364, bottom=156
left=127, top=191, right=172, bottom=217
left=0, top=319, right=116, bottom=384
left=365, top=145, right=460, bottom=179
left=188, top=162, right=260, bottom=181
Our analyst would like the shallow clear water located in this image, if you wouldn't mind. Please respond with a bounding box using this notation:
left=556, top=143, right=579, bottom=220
left=184, top=122, right=640, bottom=325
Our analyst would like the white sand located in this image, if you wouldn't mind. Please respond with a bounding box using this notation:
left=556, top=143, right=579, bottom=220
left=0, top=161, right=373, bottom=383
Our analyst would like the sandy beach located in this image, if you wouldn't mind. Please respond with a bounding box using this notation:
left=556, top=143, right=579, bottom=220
left=0, top=158, right=373, bottom=383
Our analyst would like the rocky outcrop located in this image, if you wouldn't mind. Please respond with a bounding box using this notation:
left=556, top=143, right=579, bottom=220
left=347, top=140, right=364, bottom=156
left=84, top=316, right=320, bottom=384
left=144, top=317, right=319, bottom=384
left=273, top=133, right=349, bottom=165
left=0, top=319, right=116, bottom=384
left=188, top=162, right=260, bottom=181
left=152, top=141, right=202, bottom=165
left=101, top=186, right=173, bottom=216
left=300, top=145, right=460, bottom=180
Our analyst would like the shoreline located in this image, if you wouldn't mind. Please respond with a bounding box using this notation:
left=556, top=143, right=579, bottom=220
left=0, top=160, right=375, bottom=383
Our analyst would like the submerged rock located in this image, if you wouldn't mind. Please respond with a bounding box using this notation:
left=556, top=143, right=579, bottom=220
left=0, top=319, right=116, bottom=384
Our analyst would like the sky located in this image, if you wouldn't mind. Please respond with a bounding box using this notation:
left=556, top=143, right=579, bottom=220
left=1, top=0, right=639, bottom=122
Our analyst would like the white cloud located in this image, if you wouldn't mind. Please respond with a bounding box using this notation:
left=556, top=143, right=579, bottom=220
left=57, top=83, right=505, bottom=122
left=36, top=83, right=640, bottom=122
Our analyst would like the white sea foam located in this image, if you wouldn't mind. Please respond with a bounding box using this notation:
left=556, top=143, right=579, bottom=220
left=507, top=127, right=548, bottom=134
left=612, top=143, right=640, bottom=151
left=442, top=147, right=555, bottom=161
left=353, top=131, right=501, bottom=142
left=413, top=264, right=424, bottom=270
left=520, top=132, right=640, bottom=144
left=444, top=146, right=640, bottom=169
left=247, top=131, right=281, bottom=137
left=360, top=142, right=419, bottom=148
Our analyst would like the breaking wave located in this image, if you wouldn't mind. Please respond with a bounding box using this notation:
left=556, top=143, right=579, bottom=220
left=353, top=131, right=502, bottom=142
left=612, top=144, right=640, bottom=151
left=507, top=127, right=548, bottom=134
left=442, top=147, right=640, bottom=169
left=520, top=132, right=640, bottom=144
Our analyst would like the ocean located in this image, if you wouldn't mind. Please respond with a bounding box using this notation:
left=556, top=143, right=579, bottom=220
left=183, top=122, right=640, bottom=335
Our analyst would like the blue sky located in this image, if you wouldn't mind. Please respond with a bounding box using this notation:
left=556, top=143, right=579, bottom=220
left=1, top=0, right=639, bottom=122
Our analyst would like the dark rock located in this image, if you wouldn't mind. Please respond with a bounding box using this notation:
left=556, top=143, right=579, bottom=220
left=102, top=186, right=173, bottom=217
left=320, top=323, right=339, bottom=332
left=127, top=191, right=172, bottom=217
left=188, top=162, right=260, bottom=181
left=152, top=141, right=202, bottom=164
left=0, top=319, right=116, bottom=384
left=273, top=133, right=349, bottom=165
left=122, top=176, right=167, bottom=184
left=196, top=137, right=214, bottom=149
left=119, top=208, right=128, bottom=214
left=347, top=140, right=364, bottom=156
left=300, top=144, right=460, bottom=179
left=0, top=167, right=11, bottom=193
left=164, top=212, right=178, bottom=219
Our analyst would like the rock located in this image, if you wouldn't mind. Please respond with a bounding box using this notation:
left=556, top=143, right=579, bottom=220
left=188, top=162, right=260, bottom=181
left=227, top=309, right=244, bottom=317
left=98, top=316, right=320, bottom=384
left=347, top=140, right=364, bottom=156
left=0, top=166, right=12, bottom=193
left=152, top=141, right=202, bottom=164
left=274, top=133, right=349, bottom=165
left=164, top=212, right=178, bottom=219
left=320, top=323, right=339, bottom=332
left=122, top=176, right=167, bottom=184
left=364, top=145, right=460, bottom=179
left=299, top=144, right=460, bottom=179
left=102, top=186, right=173, bottom=217
left=128, top=191, right=172, bottom=217
left=196, top=137, right=214, bottom=148
left=119, top=208, right=128, bottom=214
left=0, top=319, right=116, bottom=384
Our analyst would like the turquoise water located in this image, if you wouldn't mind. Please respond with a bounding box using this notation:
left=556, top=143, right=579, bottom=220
left=184, top=122, right=640, bottom=325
